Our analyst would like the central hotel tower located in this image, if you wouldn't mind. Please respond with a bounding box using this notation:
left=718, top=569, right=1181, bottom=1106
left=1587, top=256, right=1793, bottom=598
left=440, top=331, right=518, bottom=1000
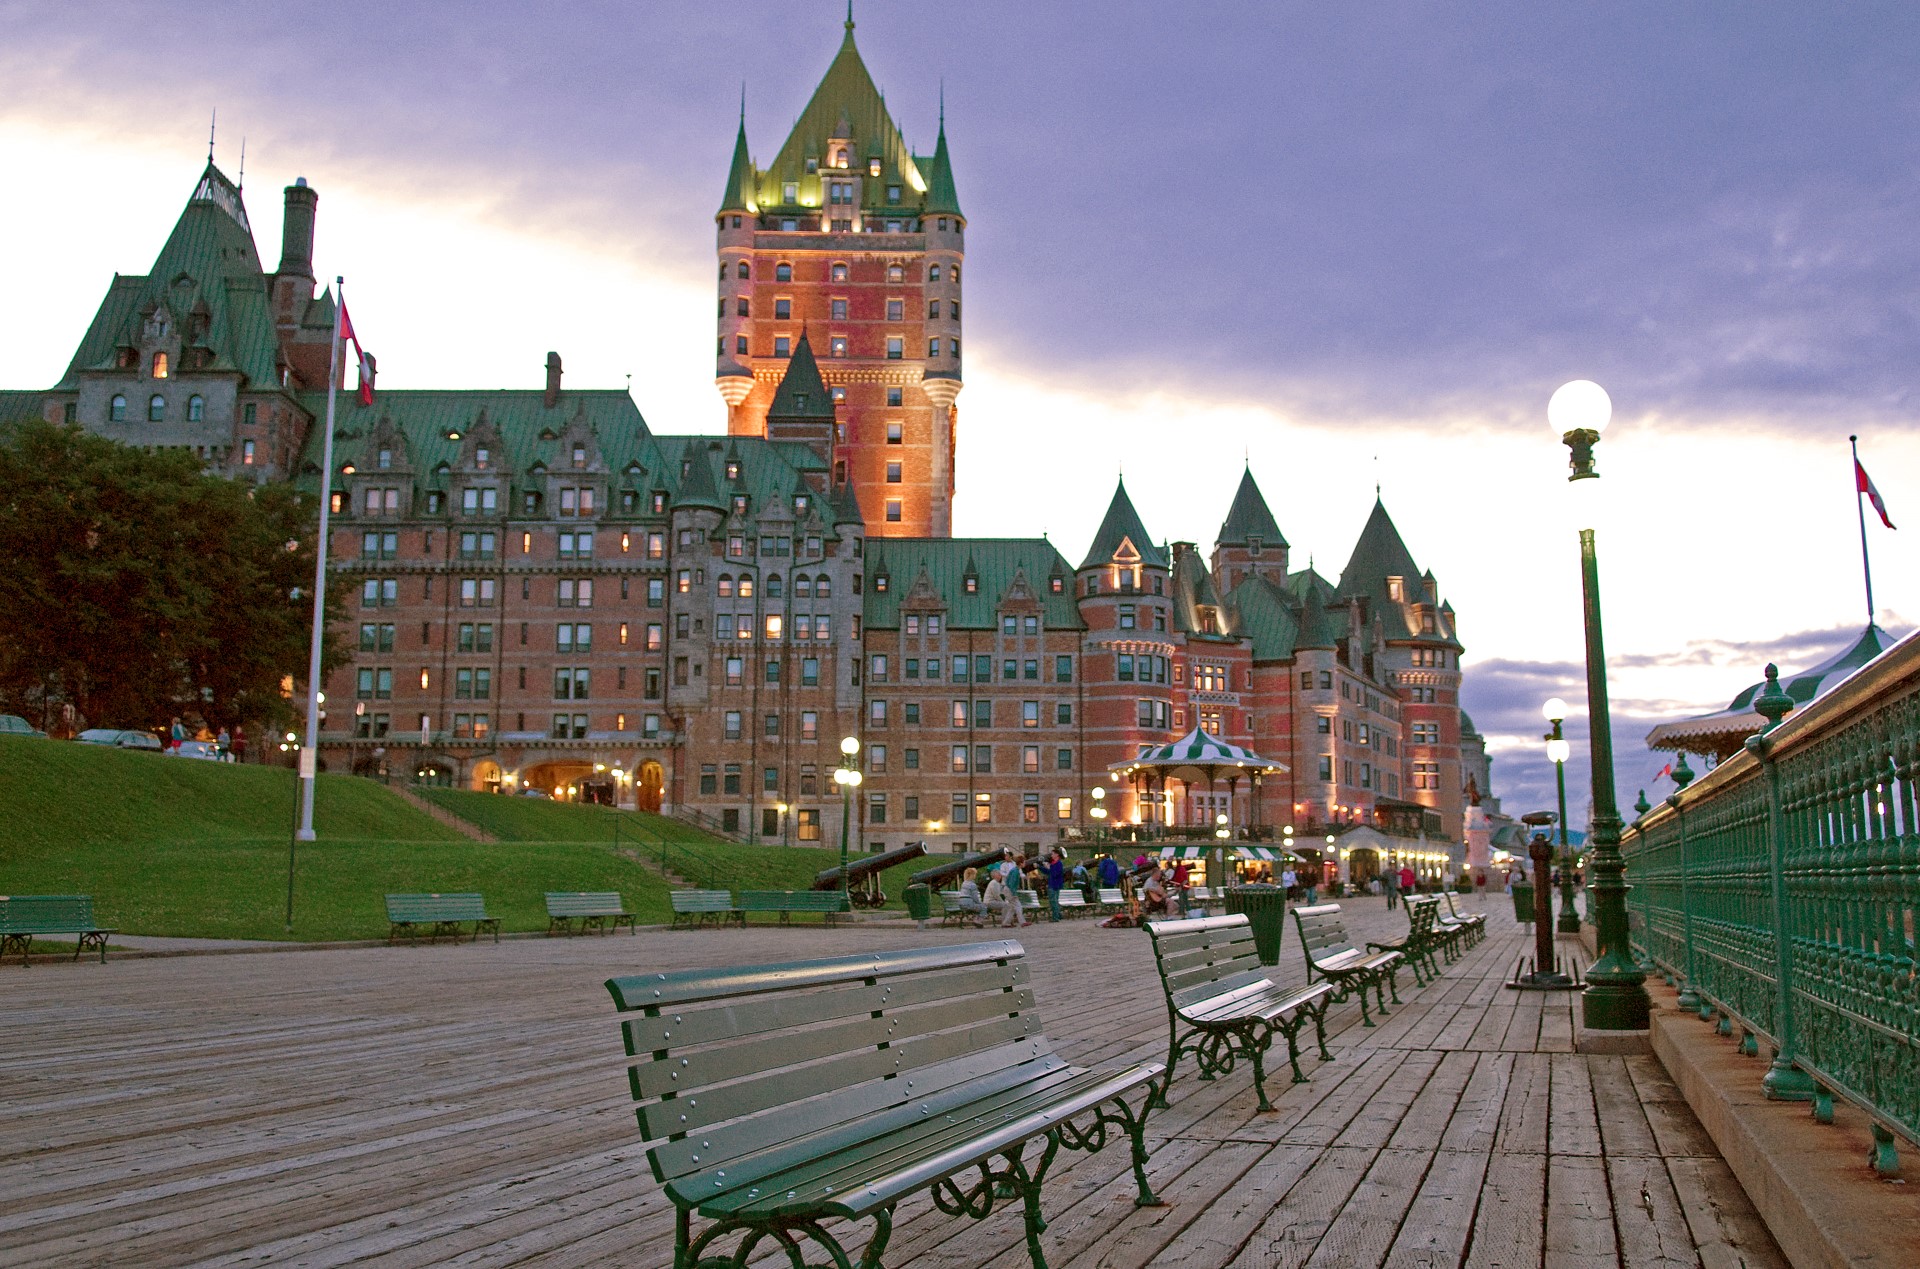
left=713, top=16, right=963, bottom=539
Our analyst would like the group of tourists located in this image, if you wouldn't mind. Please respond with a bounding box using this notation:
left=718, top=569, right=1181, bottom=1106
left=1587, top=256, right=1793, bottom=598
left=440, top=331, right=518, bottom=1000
left=946, top=847, right=1333, bottom=929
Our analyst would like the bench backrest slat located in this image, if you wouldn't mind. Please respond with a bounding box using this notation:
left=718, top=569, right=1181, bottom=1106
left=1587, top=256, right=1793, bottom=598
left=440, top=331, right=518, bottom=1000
left=608, top=942, right=1047, bottom=1184
left=669, top=890, right=735, bottom=912
left=1147, top=915, right=1266, bottom=1002
left=1292, top=903, right=1364, bottom=964
left=547, top=891, right=627, bottom=917
left=386, top=893, right=489, bottom=922
left=0, top=895, right=96, bottom=932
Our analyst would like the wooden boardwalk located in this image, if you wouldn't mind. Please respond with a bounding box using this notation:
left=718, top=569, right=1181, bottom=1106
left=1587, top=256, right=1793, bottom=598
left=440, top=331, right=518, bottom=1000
left=0, top=896, right=1785, bottom=1267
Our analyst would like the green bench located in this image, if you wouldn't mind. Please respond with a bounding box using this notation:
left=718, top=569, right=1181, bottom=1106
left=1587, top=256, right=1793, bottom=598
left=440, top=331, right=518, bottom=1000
left=546, top=891, right=637, bottom=937
left=669, top=889, right=742, bottom=929
left=605, top=940, right=1165, bottom=1269
left=1147, top=914, right=1334, bottom=1110
left=939, top=890, right=991, bottom=926
left=1058, top=889, right=1089, bottom=916
left=0, top=895, right=115, bottom=966
left=735, top=889, right=851, bottom=924
left=1368, top=895, right=1445, bottom=985
left=1291, top=903, right=1401, bottom=1026
left=384, top=893, right=500, bottom=945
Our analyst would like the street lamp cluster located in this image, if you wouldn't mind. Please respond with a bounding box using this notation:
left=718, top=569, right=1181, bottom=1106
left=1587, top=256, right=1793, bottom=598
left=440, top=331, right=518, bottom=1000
left=833, top=736, right=863, bottom=902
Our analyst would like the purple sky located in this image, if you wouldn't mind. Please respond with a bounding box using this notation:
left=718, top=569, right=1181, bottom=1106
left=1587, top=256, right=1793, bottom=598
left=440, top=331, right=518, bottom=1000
left=4, top=0, right=1918, bottom=821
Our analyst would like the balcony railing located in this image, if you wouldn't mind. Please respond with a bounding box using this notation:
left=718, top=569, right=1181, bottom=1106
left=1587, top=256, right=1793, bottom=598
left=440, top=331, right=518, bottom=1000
left=1622, top=629, right=1919, bottom=1169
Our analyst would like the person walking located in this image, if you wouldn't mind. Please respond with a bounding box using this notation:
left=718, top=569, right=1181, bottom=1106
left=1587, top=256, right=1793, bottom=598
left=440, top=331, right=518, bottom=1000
left=1399, top=863, right=1417, bottom=899
left=1384, top=865, right=1400, bottom=909
left=1099, top=852, right=1121, bottom=889
left=1280, top=864, right=1297, bottom=900
left=1045, top=848, right=1066, bottom=922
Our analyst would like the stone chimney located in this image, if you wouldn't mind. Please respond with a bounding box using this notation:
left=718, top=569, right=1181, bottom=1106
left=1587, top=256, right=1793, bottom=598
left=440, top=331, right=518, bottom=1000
left=544, top=352, right=562, bottom=408
left=278, top=178, right=318, bottom=280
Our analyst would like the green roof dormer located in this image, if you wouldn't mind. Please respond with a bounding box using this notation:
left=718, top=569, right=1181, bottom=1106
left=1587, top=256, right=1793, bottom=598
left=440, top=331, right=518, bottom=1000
left=718, top=114, right=756, bottom=215
left=921, top=117, right=962, bottom=218
left=1080, top=477, right=1167, bottom=570
left=768, top=330, right=834, bottom=420
left=1217, top=466, right=1286, bottom=549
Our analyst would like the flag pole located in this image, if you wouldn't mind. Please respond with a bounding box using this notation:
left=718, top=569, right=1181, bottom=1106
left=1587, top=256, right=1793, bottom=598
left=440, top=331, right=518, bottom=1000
left=1850, top=434, right=1876, bottom=625
left=295, top=277, right=344, bottom=849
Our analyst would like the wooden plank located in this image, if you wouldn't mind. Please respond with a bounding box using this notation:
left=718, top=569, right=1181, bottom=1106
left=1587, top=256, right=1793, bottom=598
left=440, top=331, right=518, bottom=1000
left=1607, top=1152, right=1703, bottom=1269
left=1140, top=1142, right=1322, bottom=1269
left=1544, top=1154, right=1618, bottom=1269
left=1380, top=1146, right=1493, bottom=1269
left=1462, top=1152, right=1545, bottom=1269
left=1302, top=1146, right=1433, bottom=1269
left=1665, top=1155, right=1791, bottom=1269
left=1588, top=1055, right=1660, bottom=1158
left=1225, top=1145, right=1376, bottom=1269
left=1492, top=1053, right=1550, bottom=1155
left=1547, top=1052, right=1602, bottom=1157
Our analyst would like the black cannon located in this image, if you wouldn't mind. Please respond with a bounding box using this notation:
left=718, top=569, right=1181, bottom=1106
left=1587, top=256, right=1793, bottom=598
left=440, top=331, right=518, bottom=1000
left=907, top=848, right=1010, bottom=890
left=810, top=841, right=929, bottom=908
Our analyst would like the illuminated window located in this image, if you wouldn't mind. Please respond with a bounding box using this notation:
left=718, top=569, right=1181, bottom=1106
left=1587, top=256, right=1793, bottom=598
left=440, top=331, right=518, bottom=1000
left=151, top=352, right=169, bottom=379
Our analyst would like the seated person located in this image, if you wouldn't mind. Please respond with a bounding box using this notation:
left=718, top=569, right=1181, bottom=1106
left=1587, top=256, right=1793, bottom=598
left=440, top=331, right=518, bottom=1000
left=953, top=868, right=988, bottom=924
left=1141, top=866, right=1170, bottom=916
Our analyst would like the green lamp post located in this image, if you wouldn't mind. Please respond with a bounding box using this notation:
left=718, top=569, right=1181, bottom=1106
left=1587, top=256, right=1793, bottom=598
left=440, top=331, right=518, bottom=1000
left=834, top=735, right=863, bottom=906
left=1552, top=378, right=1651, bottom=1031
left=1543, top=698, right=1582, bottom=935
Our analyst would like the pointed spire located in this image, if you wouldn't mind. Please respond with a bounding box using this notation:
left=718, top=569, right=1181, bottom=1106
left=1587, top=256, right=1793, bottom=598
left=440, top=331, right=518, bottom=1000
left=718, top=105, right=755, bottom=214
left=1080, top=477, right=1166, bottom=570
left=767, top=329, right=834, bottom=419
left=208, top=108, right=216, bottom=164
left=846, top=0, right=854, bottom=33
left=1335, top=496, right=1423, bottom=604
left=1217, top=466, right=1287, bottom=549
left=673, top=440, right=725, bottom=512
left=923, top=104, right=962, bottom=217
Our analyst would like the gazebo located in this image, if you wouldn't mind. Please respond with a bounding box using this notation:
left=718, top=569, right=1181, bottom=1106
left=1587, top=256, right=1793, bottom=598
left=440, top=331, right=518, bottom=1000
left=1115, top=727, right=1288, bottom=891
left=1645, top=624, right=1894, bottom=763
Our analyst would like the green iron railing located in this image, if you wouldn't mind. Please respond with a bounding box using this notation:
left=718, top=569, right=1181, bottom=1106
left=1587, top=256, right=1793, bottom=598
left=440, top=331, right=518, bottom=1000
left=1621, top=631, right=1920, bottom=1173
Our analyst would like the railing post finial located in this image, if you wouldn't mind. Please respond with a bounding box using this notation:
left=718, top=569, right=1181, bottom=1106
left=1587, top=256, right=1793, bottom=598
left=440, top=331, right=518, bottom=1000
left=1755, top=664, right=1794, bottom=734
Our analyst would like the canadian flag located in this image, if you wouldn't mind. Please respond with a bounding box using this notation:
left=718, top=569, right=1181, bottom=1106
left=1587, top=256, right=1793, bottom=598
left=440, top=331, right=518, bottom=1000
left=338, top=301, right=377, bottom=407
left=1857, top=458, right=1896, bottom=530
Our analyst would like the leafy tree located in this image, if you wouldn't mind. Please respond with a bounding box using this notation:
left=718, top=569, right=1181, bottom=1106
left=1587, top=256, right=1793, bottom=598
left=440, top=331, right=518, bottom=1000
left=0, top=420, right=342, bottom=732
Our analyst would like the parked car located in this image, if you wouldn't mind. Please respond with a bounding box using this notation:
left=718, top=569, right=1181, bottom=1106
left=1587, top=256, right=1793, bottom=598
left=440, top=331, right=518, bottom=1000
left=166, top=739, right=233, bottom=762
left=76, top=728, right=164, bottom=750
left=0, top=714, right=46, bottom=737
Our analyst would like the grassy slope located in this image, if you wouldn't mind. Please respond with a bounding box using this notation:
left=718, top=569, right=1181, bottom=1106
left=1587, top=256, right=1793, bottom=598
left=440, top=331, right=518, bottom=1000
left=417, top=787, right=935, bottom=906
left=0, top=737, right=669, bottom=939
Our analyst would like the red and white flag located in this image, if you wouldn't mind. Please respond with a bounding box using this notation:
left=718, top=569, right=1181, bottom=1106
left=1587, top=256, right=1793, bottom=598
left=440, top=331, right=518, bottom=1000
left=1856, top=458, right=1896, bottom=530
left=338, top=301, right=377, bottom=407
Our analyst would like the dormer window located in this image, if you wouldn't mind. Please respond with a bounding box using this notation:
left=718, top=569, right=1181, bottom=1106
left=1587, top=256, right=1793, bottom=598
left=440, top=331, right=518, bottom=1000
left=1050, top=577, right=1064, bottom=594
left=572, top=444, right=586, bottom=469
left=1388, top=577, right=1405, bottom=602
left=805, top=157, right=818, bottom=174
left=1247, top=535, right=1263, bottom=557
left=782, top=182, right=799, bottom=203
left=475, top=447, right=489, bottom=468
left=681, top=459, right=692, bottom=478
left=874, top=574, right=889, bottom=592
left=377, top=447, right=392, bottom=470
left=832, top=148, right=848, bottom=169
left=886, top=185, right=900, bottom=203
left=869, top=156, right=882, bottom=177
left=964, top=574, right=978, bottom=594
left=652, top=492, right=667, bottom=513
left=725, top=460, right=740, bottom=479
left=151, top=352, right=169, bottom=379
left=732, top=495, right=747, bottom=515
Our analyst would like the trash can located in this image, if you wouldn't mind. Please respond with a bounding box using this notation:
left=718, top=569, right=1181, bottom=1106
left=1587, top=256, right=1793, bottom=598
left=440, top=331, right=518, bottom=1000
left=903, top=883, right=933, bottom=923
left=1224, top=884, right=1286, bottom=966
left=1511, top=882, right=1535, bottom=923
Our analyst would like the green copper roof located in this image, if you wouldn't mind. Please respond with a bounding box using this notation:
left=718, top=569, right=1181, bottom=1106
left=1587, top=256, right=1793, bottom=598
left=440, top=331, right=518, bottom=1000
left=1080, top=477, right=1167, bottom=569
left=58, top=163, right=285, bottom=393
left=1217, top=466, right=1286, bottom=548
left=767, top=330, right=834, bottom=419
left=1226, top=574, right=1303, bottom=662
left=1171, top=547, right=1231, bottom=638
left=672, top=438, right=726, bottom=511
left=0, top=391, right=45, bottom=425
left=921, top=121, right=962, bottom=218
left=758, top=24, right=922, bottom=208
left=1287, top=568, right=1341, bottom=650
left=719, top=117, right=755, bottom=214
left=865, top=538, right=1085, bottom=631
left=1335, top=497, right=1456, bottom=643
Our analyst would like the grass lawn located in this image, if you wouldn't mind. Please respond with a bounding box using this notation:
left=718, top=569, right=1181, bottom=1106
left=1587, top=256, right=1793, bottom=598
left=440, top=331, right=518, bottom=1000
left=0, top=736, right=955, bottom=940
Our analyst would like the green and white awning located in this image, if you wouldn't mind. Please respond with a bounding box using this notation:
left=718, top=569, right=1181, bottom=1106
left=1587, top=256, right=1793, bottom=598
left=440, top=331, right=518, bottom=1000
left=1159, top=846, right=1209, bottom=860
left=1119, top=727, right=1288, bottom=781
left=1235, top=846, right=1279, bottom=862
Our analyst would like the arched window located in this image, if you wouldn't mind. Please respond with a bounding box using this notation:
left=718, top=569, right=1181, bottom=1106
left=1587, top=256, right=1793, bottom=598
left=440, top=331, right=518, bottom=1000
left=794, top=576, right=812, bottom=599
left=719, top=261, right=728, bottom=280
left=887, top=265, right=904, bottom=283
left=928, top=264, right=942, bottom=282
left=717, top=575, right=734, bottom=598
left=736, top=261, right=750, bottom=279
left=148, top=394, right=166, bottom=422
left=832, top=148, right=848, bottom=168
left=187, top=395, right=204, bottom=422
left=151, top=352, right=169, bottom=379
left=951, top=264, right=961, bottom=284
left=831, top=262, right=848, bottom=282
left=766, top=573, right=784, bottom=598
left=109, top=395, right=127, bottom=422
left=815, top=574, right=832, bottom=599
left=776, top=262, right=793, bottom=282
left=737, top=577, right=754, bottom=599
